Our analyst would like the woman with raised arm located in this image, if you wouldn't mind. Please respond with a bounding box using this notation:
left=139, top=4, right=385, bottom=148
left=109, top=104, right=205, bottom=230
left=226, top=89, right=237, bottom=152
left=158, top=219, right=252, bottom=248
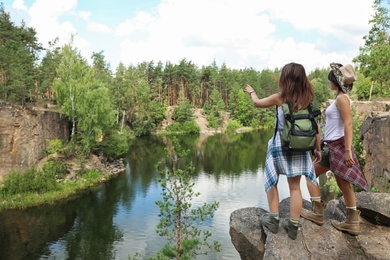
left=245, top=62, right=321, bottom=240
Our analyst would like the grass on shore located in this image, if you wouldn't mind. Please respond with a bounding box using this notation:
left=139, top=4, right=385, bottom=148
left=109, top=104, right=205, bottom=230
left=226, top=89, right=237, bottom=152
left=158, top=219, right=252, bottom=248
left=0, top=160, right=109, bottom=210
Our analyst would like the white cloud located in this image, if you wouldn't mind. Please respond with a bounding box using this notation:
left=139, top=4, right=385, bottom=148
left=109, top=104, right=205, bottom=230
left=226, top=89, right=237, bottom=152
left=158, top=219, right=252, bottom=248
left=78, top=11, right=91, bottom=21
left=12, top=0, right=28, bottom=11
left=12, top=0, right=94, bottom=63
left=87, top=21, right=112, bottom=33
left=28, top=0, right=78, bottom=45
left=6, top=0, right=375, bottom=72
left=116, top=11, right=155, bottom=37
left=116, top=0, right=373, bottom=72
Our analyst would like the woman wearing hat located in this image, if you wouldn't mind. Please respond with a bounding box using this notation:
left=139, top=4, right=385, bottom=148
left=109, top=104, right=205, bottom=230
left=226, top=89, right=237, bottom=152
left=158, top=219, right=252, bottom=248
left=301, top=63, right=368, bottom=235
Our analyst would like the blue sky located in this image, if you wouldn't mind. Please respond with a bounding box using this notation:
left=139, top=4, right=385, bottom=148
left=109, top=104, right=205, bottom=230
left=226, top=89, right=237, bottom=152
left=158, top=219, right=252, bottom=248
left=3, top=0, right=378, bottom=73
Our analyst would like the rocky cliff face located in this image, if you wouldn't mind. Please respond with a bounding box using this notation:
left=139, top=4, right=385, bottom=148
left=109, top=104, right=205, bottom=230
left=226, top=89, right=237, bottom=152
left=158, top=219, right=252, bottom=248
left=347, top=100, right=390, bottom=191
left=362, top=111, right=390, bottom=192
left=0, top=103, right=69, bottom=179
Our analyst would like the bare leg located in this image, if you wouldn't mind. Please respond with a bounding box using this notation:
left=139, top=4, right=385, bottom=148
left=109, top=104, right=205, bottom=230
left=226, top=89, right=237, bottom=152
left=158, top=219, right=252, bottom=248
left=334, top=175, right=356, bottom=207
left=267, top=185, right=279, bottom=213
left=288, top=175, right=302, bottom=219
left=306, top=163, right=330, bottom=197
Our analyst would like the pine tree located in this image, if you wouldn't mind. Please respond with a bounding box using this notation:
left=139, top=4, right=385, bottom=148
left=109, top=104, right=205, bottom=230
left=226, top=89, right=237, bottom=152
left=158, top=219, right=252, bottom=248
left=155, top=137, right=221, bottom=259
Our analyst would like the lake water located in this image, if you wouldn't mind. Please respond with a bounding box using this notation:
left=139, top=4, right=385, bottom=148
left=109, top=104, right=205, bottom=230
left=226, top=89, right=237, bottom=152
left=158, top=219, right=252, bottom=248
left=0, top=130, right=316, bottom=260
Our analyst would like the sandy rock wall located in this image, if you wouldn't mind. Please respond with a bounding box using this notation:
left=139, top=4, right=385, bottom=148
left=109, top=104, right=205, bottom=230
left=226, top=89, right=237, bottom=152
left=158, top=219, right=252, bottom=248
left=0, top=103, right=69, bottom=179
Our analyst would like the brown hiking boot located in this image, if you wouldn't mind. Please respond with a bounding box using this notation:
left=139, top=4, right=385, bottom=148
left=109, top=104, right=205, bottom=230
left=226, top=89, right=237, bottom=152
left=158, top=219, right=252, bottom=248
left=332, top=208, right=361, bottom=235
left=301, top=200, right=324, bottom=226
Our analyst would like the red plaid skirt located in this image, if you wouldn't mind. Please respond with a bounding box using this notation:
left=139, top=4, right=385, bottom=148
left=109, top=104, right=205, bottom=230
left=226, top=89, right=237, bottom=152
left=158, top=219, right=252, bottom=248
left=325, top=137, right=368, bottom=191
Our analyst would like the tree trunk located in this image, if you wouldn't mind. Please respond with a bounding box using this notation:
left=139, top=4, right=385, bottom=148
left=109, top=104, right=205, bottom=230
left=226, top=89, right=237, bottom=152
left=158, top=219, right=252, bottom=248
left=369, top=80, right=374, bottom=101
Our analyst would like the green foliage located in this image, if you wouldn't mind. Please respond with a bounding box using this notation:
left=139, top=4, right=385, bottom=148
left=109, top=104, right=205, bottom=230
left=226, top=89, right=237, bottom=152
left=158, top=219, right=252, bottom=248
left=0, top=157, right=114, bottom=210
left=234, top=89, right=256, bottom=126
left=370, top=177, right=390, bottom=193
left=94, top=127, right=134, bottom=160
left=154, top=137, right=221, bottom=259
left=82, top=169, right=101, bottom=181
left=0, top=5, right=43, bottom=105
left=53, top=41, right=116, bottom=152
left=129, top=100, right=166, bottom=137
left=371, top=186, right=380, bottom=192
left=309, top=69, right=331, bottom=105
left=204, top=89, right=225, bottom=116
left=353, top=72, right=379, bottom=100
left=225, top=119, right=243, bottom=134
left=353, top=0, right=390, bottom=97
left=172, top=100, right=193, bottom=123
left=0, top=161, right=67, bottom=195
left=166, top=121, right=200, bottom=134
left=148, top=100, right=166, bottom=125
left=374, top=215, right=381, bottom=225
left=42, top=139, right=63, bottom=155
left=351, top=108, right=365, bottom=171
left=257, top=108, right=275, bottom=129
left=77, top=85, right=116, bottom=152
left=258, top=68, right=279, bottom=97
left=324, top=176, right=342, bottom=199
left=206, top=113, right=219, bottom=129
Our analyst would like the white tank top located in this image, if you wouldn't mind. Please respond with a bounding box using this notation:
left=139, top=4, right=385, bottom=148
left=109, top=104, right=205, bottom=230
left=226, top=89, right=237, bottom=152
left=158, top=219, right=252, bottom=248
left=323, top=94, right=351, bottom=141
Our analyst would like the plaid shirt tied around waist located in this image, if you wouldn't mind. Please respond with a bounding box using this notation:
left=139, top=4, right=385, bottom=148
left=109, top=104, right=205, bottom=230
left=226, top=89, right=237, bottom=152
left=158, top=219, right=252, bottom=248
left=324, top=137, right=368, bottom=191
left=264, top=131, right=317, bottom=193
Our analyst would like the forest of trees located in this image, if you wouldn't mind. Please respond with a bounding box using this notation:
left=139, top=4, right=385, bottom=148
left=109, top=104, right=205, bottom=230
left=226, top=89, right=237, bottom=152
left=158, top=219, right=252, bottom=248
left=1, top=1, right=389, bottom=156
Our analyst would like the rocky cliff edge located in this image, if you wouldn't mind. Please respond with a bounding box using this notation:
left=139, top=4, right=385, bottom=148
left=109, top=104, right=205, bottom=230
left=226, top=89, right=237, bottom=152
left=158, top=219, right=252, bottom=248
left=230, top=192, right=390, bottom=260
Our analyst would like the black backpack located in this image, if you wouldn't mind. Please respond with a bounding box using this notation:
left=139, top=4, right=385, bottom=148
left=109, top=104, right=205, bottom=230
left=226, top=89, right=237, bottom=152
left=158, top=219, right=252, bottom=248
left=274, top=101, right=321, bottom=152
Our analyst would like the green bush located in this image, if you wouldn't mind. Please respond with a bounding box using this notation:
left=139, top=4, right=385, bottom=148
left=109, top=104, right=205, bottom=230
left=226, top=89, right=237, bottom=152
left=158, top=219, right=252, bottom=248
left=351, top=108, right=365, bottom=171
left=166, top=121, right=200, bottom=134
left=1, top=169, right=36, bottom=195
left=172, top=100, right=193, bottom=123
left=225, top=119, right=243, bottom=134
left=1, top=161, right=67, bottom=195
left=42, top=139, right=63, bottom=155
left=182, top=120, right=200, bottom=134
left=324, top=176, right=342, bottom=199
left=207, top=114, right=219, bottom=129
left=82, top=169, right=101, bottom=181
left=94, top=127, right=134, bottom=160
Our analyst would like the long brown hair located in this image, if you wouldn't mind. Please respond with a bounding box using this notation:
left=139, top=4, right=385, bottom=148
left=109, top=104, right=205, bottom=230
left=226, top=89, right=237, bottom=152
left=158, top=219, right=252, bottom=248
left=278, top=62, right=314, bottom=111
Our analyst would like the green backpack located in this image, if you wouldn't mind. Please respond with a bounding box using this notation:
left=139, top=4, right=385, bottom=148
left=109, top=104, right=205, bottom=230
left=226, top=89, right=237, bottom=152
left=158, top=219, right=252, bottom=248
left=275, top=101, right=321, bottom=152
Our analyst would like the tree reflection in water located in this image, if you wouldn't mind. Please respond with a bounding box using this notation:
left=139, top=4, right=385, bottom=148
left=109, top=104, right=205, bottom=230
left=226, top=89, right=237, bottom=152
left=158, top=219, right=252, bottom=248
left=0, top=129, right=327, bottom=259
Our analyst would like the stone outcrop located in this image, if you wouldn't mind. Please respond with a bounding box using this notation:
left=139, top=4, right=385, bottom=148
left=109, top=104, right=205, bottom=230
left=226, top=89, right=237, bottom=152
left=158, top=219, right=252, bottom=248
left=230, top=192, right=390, bottom=260
left=361, top=112, right=390, bottom=192
left=0, top=103, right=69, bottom=179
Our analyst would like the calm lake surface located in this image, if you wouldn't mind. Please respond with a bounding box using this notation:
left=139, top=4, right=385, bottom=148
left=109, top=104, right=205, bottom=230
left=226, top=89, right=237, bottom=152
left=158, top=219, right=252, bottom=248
left=0, top=130, right=315, bottom=260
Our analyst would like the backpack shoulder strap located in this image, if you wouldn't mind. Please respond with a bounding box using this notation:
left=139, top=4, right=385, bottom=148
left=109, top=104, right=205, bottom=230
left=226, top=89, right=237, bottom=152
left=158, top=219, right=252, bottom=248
left=273, top=105, right=279, bottom=142
left=282, top=101, right=294, bottom=118
left=307, top=102, right=320, bottom=133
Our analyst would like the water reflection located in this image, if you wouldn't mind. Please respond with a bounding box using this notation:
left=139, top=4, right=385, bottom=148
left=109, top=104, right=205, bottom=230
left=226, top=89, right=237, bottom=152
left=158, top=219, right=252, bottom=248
left=0, top=129, right=320, bottom=260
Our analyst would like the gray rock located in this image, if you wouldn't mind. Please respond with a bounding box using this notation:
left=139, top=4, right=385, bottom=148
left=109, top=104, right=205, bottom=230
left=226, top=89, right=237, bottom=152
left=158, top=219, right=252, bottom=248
left=230, top=193, right=390, bottom=259
left=356, top=192, right=390, bottom=226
